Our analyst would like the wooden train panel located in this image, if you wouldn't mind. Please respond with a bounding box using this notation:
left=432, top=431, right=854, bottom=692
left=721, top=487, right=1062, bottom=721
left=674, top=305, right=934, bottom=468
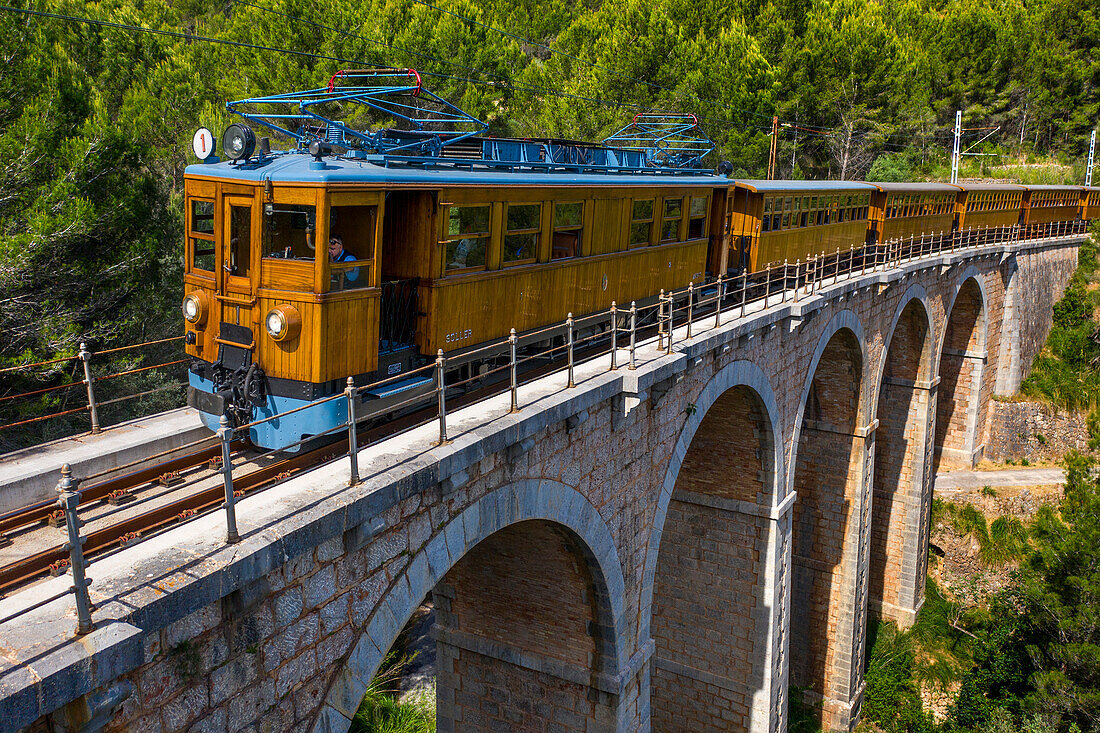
left=420, top=240, right=708, bottom=352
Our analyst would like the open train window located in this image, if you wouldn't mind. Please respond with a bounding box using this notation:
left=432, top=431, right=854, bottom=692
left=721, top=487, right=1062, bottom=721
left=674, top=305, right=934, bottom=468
left=552, top=202, right=583, bottom=259
left=443, top=204, right=490, bottom=272
left=687, top=196, right=708, bottom=239
left=263, top=204, right=315, bottom=261
left=630, top=199, right=654, bottom=248
left=329, top=205, right=375, bottom=290
left=503, top=203, right=540, bottom=265
left=661, top=198, right=683, bottom=242
left=189, top=199, right=215, bottom=273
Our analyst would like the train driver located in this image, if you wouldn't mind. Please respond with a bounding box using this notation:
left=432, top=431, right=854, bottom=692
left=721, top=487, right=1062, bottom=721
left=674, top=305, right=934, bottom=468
left=329, top=235, right=359, bottom=285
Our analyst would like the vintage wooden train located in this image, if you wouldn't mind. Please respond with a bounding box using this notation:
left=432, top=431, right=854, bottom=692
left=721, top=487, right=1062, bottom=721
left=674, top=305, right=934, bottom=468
left=182, top=71, right=1097, bottom=448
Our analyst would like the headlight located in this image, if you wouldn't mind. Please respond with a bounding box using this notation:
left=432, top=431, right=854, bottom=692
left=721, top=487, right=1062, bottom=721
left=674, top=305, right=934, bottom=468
left=265, top=305, right=301, bottom=343
left=266, top=311, right=285, bottom=338
left=222, top=123, right=256, bottom=162
left=182, top=291, right=209, bottom=326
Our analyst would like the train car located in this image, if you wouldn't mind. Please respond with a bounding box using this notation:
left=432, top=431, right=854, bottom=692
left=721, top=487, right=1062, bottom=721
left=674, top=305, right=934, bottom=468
left=1022, top=185, right=1085, bottom=235
left=726, top=180, right=876, bottom=272
left=866, top=182, right=960, bottom=245
left=954, top=183, right=1026, bottom=234
left=182, top=73, right=732, bottom=448
left=1085, top=187, right=1100, bottom=222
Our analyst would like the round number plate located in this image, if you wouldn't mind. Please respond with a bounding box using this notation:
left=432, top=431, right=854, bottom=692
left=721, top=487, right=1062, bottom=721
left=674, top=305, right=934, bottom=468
left=192, top=128, right=216, bottom=160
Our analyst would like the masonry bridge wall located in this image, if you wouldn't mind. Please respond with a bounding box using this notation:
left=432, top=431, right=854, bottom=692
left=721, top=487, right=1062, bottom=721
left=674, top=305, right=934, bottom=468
left=1, top=237, right=1080, bottom=733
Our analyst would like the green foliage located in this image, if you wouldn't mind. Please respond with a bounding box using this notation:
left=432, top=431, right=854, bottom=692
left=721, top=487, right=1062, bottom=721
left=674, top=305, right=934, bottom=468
left=862, top=620, right=936, bottom=733
left=351, top=650, right=435, bottom=733
left=868, top=153, right=912, bottom=182
left=937, top=500, right=1030, bottom=568
left=1020, top=232, right=1100, bottom=412
left=945, top=452, right=1100, bottom=731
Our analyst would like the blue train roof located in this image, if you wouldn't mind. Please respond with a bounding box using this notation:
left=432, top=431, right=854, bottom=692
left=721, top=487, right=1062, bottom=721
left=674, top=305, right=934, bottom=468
left=185, top=151, right=727, bottom=187
left=735, top=179, right=878, bottom=192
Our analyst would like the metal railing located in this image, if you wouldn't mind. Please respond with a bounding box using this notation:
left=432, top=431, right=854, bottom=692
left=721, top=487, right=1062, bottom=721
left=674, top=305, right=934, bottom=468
left=1, top=336, right=187, bottom=437
left=0, top=219, right=1087, bottom=636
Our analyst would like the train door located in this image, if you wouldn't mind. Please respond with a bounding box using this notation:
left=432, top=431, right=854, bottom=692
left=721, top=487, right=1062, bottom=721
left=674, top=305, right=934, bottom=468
left=378, top=190, right=432, bottom=372
left=705, top=187, right=730, bottom=276
left=220, top=195, right=257, bottom=337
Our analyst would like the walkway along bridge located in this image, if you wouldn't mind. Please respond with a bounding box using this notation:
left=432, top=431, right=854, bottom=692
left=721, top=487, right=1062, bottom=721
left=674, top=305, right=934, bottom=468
left=0, top=224, right=1086, bottom=733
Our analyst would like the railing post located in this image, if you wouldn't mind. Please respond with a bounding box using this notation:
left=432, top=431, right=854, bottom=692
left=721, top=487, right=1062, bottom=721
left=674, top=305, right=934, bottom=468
left=834, top=248, right=841, bottom=282
left=435, top=350, right=448, bottom=444
left=715, top=274, right=724, bottom=328
left=628, top=301, right=637, bottom=370
left=781, top=260, right=789, bottom=302
left=794, top=260, right=802, bottom=302
left=567, top=313, right=576, bottom=387
left=79, top=342, right=100, bottom=434
left=345, top=377, right=359, bottom=486
left=57, top=464, right=94, bottom=635
left=509, top=329, right=519, bottom=411
left=657, top=289, right=666, bottom=351
left=740, top=271, right=748, bottom=317
left=764, top=264, right=772, bottom=306
left=218, top=415, right=240, bottom=544
left=664, top=295, right=674, bottom=355
left=609, top=302, right=618, bottom=370
left=686, top=284, right=694, bottom=339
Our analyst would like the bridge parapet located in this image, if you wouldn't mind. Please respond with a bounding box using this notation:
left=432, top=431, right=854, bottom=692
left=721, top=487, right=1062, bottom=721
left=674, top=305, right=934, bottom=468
left=0, top=230, right=1084, bottom=733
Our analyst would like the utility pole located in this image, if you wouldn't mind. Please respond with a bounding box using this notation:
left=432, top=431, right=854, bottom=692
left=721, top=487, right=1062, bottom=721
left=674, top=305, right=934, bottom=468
left=1087, top=129, right=1096, bottom=187
left=951, top=110, right=961, bottom=184
left=767, top=115, right=779, bottom=180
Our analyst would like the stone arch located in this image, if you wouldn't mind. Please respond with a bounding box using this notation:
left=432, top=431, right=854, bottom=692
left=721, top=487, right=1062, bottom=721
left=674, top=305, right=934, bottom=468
left=868, top=288, right=936, bottom=629
left=934, top=270, right=989, bottom=470
left=787, top=309, right=871, bottom=495
left=640, top=359, right=786, bottom=733
left=787, top=309, right=871, bottom=731
left=313, top=480, right=628, bottom=733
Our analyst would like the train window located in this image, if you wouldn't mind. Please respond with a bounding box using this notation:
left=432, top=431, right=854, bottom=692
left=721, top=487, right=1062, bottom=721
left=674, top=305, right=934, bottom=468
left=503, top=203, right=541, bottom=264
left=552, top=201, right=583, bottom=259
left=263, top=204, right=316, bottom=261
left=190, top=238, right=215, bottom=272
left=761, top=214, right=771, bottom=233
left=800, top=212, right=808, bottom=227
left=444, top=204, right=490, bottom=271
left=764, top=198, right=773, bottom=214
left=191, top=200, right=214, bottom=234
left=784, top=197, right=792, bottom=211
left=661, top=198, right=683, bottom=242
left=189, top=200, right=215, bottom=273
left=228, top=205, right=251, bottom=278
left=631, top=199, right=654, bottom=248
left=773, top=214, right=781, bottom=231
left=781, top=213, right=789, bottom=229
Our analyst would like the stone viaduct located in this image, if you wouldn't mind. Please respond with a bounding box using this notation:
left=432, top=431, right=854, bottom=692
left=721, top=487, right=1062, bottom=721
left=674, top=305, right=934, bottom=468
left=0, top=234, right=1081, bottom=733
